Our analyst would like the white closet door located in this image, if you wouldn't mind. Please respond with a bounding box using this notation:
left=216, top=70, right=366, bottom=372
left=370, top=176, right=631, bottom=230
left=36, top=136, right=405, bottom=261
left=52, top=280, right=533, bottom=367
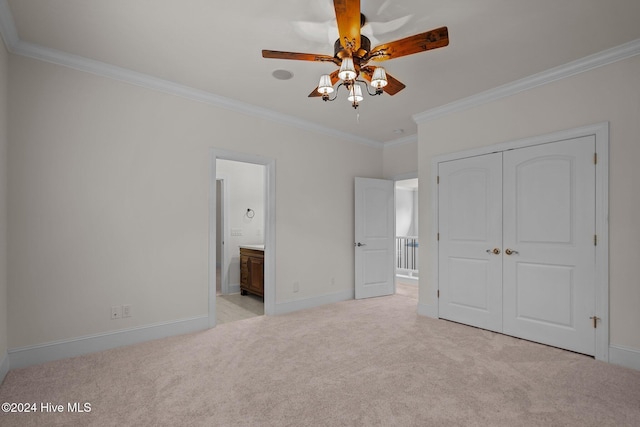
left=502, top=136, right=596, bottom=355
left=438, top=153, right=503, bottom=332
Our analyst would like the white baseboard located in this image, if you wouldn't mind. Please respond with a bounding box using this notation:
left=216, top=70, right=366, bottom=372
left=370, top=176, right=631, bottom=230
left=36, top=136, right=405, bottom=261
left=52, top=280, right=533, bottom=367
left=417, top=301, right=438, bottom=318
left=8, top=315, right=209, bottom=370
left=609, top=345, right=640, bottom=371
left=275, top=289, right=354, bottom=315
left=227, top=283, right=240, bottom=295
left=0, top=351, right=9, bottom=383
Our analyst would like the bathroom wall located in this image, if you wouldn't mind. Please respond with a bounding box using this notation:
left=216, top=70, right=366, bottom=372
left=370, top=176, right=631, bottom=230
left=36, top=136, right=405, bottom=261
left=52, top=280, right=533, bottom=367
left=216, top=159, right=265, bottom=289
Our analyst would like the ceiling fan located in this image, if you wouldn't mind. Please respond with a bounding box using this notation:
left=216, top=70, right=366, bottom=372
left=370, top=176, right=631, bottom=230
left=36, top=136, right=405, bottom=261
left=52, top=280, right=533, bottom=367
left=262, top=0, right=449, bottom=109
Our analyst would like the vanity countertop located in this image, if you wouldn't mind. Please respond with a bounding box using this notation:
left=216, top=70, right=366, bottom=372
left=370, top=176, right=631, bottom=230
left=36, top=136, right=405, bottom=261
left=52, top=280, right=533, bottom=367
left=239, top=244, right=265, bottom=251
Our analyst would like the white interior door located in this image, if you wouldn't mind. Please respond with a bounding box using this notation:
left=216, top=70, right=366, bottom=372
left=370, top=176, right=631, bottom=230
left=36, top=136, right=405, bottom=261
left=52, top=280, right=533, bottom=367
left=502, top=136, right=596, bottom=355
left=354, top=177, right=395, bottom=299
left=438, top=153, right=503, bottom=332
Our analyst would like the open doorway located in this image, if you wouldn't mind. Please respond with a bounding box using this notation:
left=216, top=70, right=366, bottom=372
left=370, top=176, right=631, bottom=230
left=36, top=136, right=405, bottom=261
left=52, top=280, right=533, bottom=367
left=215, top=159, right=265, bottom=324
left=209, top=149, right=275, bottom=328
left=395, top=177, right=419, bottom=300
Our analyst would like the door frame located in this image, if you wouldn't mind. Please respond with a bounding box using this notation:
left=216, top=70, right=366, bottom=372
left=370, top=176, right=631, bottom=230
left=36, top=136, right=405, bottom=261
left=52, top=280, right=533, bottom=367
left=216, top=177, right=230, bottom=295
left=354, top=177, right=396, bottom=299
left=393, top=172, right=418, bottom=281
left=209, top=149, right=276, bottom=328
left=430, top=122, right=609, bottom=361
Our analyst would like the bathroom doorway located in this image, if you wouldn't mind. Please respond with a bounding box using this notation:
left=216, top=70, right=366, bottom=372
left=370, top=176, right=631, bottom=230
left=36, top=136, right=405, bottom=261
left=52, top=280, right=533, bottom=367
left=215, top=159, right=265, bottom=324
left=209, top=150, right=275, bottom=328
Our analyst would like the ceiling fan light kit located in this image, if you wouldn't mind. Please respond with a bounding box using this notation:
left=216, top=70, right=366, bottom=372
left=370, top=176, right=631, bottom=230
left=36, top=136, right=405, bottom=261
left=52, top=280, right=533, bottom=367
left=338, top=57, right=357, bottom=81
left=317, top=74, right=335, bottom=95
left=370, top=67, right=388, bottom=89
left=262, top=0, right=449, bottom=110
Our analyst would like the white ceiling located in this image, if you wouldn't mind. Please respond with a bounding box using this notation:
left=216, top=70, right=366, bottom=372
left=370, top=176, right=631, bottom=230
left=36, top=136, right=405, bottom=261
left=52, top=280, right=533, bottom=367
left=3, top=0, right=640, bottom=145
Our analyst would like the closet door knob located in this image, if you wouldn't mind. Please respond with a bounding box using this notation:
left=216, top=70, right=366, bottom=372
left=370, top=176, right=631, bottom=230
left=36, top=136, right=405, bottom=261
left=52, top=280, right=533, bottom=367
left=486, top=248, right=500, bottom=255
left=505, top=248, right=519, bottom=255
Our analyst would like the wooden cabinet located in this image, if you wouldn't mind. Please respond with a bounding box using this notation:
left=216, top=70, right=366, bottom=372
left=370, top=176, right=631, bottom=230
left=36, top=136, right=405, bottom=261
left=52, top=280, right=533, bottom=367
left=240, top=248, right=264, bottom=297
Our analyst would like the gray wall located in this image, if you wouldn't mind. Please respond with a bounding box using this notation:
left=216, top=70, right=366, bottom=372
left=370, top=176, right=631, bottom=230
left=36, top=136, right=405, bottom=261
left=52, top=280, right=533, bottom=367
left=0, top=35, right=8, bottom=365
left=7, top=54, right=383, bottom=349
left=417, top=54, right=640, bottom=352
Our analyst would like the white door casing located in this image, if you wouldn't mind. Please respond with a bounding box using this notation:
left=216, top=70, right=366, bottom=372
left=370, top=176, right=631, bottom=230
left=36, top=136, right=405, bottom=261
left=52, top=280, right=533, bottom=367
left=355, top=178, right=395, bottom=299
left=502, top=136, right=596, bottom=355
left=438, top=153, right=503, bottom=332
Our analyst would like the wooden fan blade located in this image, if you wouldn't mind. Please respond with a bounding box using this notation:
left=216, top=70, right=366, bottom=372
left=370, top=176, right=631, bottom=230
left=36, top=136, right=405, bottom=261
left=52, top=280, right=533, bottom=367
left=380, top=72, right=406, bottom=95
left=334, top=0, right=361, bottom=52
left=361, top=66, right=406, bottom=96
left=309, top=70, right=340, bottom=97
left=368, top=26, right=449, bottom=62
left=262, top=50, right=338, bottom=64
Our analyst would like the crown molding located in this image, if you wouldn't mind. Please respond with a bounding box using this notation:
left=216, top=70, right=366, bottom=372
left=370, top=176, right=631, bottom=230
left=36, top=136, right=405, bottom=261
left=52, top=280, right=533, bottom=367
left=383, top=133, right=418, bottom=148
left=0, top=0, right=382, bottom=148
left=413, top=37, right=640, bottom=124
left=0, top=0, right=18, bottom=49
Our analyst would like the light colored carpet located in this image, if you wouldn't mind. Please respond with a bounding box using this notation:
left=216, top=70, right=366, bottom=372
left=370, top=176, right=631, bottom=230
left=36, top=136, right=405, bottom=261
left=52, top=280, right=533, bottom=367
left=1, top=295, right=639, bottom=426
left=395, top=282, right=418, bottom=300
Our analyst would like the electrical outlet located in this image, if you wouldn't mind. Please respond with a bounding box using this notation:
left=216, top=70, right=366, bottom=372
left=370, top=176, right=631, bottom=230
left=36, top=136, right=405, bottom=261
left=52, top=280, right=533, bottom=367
left=293, top=281, right=299, bottom=293
left=122, top=304, right=131, bottom=318
left=111, top=306, right=122, bottom=319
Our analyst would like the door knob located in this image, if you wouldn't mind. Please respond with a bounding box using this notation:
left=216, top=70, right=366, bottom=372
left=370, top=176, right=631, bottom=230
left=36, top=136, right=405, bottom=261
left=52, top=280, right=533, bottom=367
left=486, top=248, right=500, bottom=255
left=355, top=242, right=367, bottom=247
left=505, top=248, right=519, bottom=255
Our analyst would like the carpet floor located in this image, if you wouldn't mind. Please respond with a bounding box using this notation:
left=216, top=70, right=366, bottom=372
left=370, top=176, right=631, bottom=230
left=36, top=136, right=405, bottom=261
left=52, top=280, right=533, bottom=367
left=1, top=295, right=639, bottom=426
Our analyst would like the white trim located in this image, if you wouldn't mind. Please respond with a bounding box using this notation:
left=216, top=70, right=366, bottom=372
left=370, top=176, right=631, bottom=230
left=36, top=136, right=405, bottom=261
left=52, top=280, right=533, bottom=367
left=430, top=122, right=610, bottom=361
left=275, top=289, right=354, bottom=315
left=2, top=38, right=381, bottom=148
left=427, top=152, right=440, bottom=319
left=384, top=134, right=418, bottom=148
left=417, top=301, right=438, bottom=318
left=209, top=149, right=276, bottom=325
left=215, top=176, right=230, bottom=295
left=8, top=316, right=208, bottom=369
left=0, top=0, right=379, bottom=148
left=413, top=38, right=640, bottom=124
left=609, top=345, right=640, bottom=372
left=0, top=0, right=18, bottom=49
left=227, top=283, right=241, bottom=295
left=594, top=123, right=610, bottom=362
left=0, top=351, right=9, bottom=382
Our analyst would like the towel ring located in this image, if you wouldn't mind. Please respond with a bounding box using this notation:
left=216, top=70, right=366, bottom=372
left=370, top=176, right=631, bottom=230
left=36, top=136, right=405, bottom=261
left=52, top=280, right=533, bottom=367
left=246, top=208, right=255, bottom=219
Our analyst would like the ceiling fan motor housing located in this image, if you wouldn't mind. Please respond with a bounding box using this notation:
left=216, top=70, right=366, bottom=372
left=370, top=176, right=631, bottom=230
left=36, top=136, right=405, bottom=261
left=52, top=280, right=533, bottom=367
left=334, top=35, right=371, bottom=63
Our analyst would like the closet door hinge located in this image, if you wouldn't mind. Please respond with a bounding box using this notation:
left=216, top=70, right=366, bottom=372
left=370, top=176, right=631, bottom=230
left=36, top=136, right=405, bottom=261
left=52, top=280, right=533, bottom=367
left=437, top=176, right=440, bottom=184
left=437, top=289, right=440, bottom=298
left=437, top=232, right=440, bottom=241
left=594, top=234, right=598, bottom=246
left=594, top=153, right=598, bottom=164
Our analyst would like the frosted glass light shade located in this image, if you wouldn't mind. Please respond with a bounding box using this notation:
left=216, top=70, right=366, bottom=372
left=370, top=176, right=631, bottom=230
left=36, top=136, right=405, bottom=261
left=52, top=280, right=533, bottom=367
left=317, top=74, right=334, bottom=94
left=371, top=67, right=388, bottom=89
left=347, top=84, right=363, bottom=102
left=338, top=57, right=357, bottom=81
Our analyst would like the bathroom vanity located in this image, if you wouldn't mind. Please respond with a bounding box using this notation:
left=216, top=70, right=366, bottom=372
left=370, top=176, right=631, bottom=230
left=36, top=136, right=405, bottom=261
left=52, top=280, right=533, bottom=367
left=239, top=245, right=264, bottom=298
